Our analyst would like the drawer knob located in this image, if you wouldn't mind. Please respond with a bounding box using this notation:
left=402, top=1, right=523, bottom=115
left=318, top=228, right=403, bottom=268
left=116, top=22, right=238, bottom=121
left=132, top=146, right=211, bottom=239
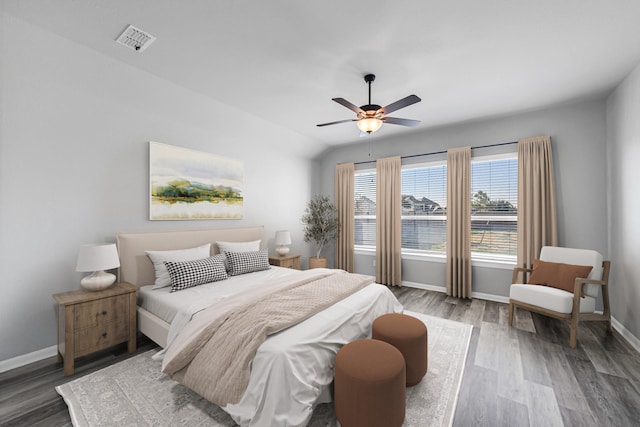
left=102, top=332, right=107, bottom=338
left=102, top=311, right=107, bottom=315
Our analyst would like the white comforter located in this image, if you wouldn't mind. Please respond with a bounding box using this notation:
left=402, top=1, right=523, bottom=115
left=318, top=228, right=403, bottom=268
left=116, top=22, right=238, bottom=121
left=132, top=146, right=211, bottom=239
left=157, top=267, right=403, bottom=427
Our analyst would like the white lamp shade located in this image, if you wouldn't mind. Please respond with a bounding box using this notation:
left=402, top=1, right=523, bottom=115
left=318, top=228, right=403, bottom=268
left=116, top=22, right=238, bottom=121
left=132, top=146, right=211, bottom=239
left=275, top=230, right=292, bottom=246
left=76, top=243, right=120, bottom=272
left=357, top=117, right=383, bottom=133
left=275, top=230, right=292, bottom=256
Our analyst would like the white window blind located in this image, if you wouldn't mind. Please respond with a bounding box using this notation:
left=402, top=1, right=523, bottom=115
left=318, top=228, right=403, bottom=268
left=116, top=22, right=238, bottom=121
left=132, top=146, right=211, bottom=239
left=352, top=151, right=518, bottom=261
left=354, top=170, right=376, bottom=246
left=401, top=164, right=447, bottom=253
left=471, top=155, right=518, bottom=257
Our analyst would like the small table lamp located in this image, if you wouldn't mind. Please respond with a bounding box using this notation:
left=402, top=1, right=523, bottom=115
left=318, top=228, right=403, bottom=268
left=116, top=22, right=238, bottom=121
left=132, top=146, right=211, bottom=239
left=76, top=243, right=120, bottom=291
left=275, top=230, right=292, bottom=256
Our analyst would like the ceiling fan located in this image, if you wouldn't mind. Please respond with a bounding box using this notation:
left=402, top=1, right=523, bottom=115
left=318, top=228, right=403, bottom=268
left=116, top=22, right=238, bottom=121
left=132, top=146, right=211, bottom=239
left=317, top=74, right=421, bottom=134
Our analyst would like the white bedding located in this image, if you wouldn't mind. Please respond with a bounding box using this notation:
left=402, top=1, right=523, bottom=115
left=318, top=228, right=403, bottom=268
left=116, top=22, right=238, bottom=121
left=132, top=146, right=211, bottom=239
left=137, top=266, right=297, bottom=324
left=228, top=281, right=403, bottom=426
left=139, top=266, right=403, bottom=427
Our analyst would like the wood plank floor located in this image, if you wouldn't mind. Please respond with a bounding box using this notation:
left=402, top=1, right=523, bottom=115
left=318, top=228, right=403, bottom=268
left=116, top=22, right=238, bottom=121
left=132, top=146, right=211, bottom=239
left=1, top=287, right=639, bottom=426
left=0, top=336, right=158, bottom=427
left=392, top=287, right=640, bottom=427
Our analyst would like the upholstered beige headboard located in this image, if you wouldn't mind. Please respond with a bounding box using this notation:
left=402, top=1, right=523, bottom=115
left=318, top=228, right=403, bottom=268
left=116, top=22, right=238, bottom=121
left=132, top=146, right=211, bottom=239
left=116, top=226, right=264, bottom=287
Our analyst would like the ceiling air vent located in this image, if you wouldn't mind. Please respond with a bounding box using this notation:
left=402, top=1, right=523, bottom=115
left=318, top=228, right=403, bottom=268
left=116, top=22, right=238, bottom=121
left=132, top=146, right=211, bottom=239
left=116, top=25, right=156, bottom=52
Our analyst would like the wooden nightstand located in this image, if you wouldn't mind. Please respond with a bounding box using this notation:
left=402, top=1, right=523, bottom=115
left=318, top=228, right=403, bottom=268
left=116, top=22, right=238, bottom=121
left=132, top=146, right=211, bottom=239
left=52, top=282, right=137, bottom=376
left=269, top=254, right=301, bottom=270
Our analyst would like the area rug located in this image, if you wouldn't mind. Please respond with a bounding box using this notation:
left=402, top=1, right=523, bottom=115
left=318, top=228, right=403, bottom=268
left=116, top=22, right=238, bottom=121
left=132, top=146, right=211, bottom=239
left=56, top=311, right=472, bottom=427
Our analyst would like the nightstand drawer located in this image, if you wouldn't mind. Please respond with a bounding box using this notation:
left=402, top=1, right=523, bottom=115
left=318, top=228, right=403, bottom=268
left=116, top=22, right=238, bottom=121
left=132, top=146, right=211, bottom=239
left=269, top=255, right=301, bottom=270
left=73, top=295, right=128, bottom=328
left=279, top=259, right=298, bottom=269
left=74, top=320, right=129, bottom=357
left=53, top=282, right=138, bottom=375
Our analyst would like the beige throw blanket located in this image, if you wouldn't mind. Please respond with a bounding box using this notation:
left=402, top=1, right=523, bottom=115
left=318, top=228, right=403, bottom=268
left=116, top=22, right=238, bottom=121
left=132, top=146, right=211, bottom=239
left=162, top=269, right=373, bottom=406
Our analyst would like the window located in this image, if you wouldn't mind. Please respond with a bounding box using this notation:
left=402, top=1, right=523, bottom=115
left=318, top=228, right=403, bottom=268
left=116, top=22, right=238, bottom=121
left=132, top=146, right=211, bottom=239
left=354, top=170, right=376, bottom=247
left=401, top=163, right=447, bottom=253
left=471, top=154, right=518, bottom=258
left=353, top=151, right=518, bottom=261
left=355, top=163, right=448, bottom=252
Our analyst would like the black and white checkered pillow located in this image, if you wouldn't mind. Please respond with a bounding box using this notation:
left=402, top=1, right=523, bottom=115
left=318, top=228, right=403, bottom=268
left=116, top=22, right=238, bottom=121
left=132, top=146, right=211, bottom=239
left=165, top=255, right=228, bottom=292
left=226, top=249, right=270, bottom=276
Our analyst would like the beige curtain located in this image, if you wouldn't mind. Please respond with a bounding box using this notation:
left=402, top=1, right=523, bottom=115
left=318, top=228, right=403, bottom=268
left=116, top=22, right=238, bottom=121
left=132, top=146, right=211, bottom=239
left=517, top=135, right=558, bottom=268
left=446, top=146, right=472, bottom=298
left=376, top=156, right=402, bottom=286
left=335, top=163, right=354, bottom=272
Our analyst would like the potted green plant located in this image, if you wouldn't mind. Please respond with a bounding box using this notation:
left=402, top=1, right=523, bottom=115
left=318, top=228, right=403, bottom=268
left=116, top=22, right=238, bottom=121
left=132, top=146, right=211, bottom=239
left=301, top=195, right=339, bottom=268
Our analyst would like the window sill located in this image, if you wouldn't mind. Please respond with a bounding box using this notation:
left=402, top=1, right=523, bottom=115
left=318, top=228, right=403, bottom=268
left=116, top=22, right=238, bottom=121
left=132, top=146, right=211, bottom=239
left=354, top=247, right=516, bottom=270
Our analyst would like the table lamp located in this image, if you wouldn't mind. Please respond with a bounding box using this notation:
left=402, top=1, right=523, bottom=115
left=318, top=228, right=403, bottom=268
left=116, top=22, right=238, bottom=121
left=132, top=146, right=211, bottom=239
left=76, top=243, right=120, bottom=291
left=275, top=230, right=292, bottom=256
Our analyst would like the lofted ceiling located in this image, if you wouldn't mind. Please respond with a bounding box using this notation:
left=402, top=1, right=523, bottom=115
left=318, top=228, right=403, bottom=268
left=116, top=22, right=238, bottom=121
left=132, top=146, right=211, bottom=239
left=3, top=0, right=640, bottom=149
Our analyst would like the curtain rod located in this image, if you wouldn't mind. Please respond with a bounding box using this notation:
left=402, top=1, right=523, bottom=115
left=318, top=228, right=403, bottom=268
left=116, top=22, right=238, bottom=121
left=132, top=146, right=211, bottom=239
left=353, top=140, right=517, bottom=165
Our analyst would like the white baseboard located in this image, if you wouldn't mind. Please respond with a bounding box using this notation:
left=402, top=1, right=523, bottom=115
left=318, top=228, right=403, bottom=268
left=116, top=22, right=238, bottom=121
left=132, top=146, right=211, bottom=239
left=402, top=280, right=446, bottom=293
left=402, top=281, right=509, bottom=303
left=611, top=316, right=640, bottom=353
left=470, top=292, right=510, bottom=304
left=0, top=345, right=57, bottom=374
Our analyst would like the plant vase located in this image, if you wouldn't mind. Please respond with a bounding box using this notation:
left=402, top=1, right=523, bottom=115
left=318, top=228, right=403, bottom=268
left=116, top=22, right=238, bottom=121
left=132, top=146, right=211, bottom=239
left=309, top=256, right=328, bottom=269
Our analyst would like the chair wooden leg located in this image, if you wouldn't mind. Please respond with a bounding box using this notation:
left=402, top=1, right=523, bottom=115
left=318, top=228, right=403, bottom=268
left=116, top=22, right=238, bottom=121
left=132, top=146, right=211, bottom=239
left=569, top=316, right=579, bottom=348
left=606, top=320, right=613, bottom=333
left=508, top=302, right=514, bottom=326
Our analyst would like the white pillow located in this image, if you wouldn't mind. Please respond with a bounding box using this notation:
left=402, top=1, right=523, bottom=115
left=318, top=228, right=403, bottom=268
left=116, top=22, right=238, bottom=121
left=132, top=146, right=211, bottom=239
left=216, top=240, right=261, bottom=254
left=146, top=244, right=211, bottom=289
left=216, top=240, right=261, bottom=270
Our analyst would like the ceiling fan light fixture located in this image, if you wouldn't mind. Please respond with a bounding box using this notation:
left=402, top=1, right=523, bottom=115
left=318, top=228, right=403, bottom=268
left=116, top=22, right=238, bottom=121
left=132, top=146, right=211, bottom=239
left=317, top=73, right=421, bottom=134
left=357, top=117, right=383, bottom=134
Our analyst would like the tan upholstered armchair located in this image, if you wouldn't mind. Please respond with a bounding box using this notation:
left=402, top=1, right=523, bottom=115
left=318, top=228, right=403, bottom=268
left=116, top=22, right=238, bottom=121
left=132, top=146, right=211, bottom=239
left=508, top=246, right=611, bottom=348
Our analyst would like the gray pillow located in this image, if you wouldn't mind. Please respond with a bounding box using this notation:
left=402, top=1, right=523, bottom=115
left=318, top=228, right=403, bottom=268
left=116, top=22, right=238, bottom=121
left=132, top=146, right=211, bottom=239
left=165, top=254, right=228, bottom=292
left=216, top=240, right=261, bottom=271
left=226, top=249, right=270, bottom=276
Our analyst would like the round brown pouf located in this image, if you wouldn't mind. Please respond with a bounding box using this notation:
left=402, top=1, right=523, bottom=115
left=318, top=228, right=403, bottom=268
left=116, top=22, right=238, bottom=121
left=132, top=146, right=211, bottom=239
left=334, top=339, right=406, bottom=427
left=373, top=313, right=428, bottom=386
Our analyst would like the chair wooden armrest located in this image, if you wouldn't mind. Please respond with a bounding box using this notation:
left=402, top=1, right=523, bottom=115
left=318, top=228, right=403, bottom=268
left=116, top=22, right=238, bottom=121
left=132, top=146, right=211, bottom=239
left=575, top=277, right=606, bottom=286
left=573, top=278, right=602, bottom=300
left=573, top=259, right=611, bottom=295
left=512, top=266, right=532, bottom=284
left=572, top=260, right=611, bottom=319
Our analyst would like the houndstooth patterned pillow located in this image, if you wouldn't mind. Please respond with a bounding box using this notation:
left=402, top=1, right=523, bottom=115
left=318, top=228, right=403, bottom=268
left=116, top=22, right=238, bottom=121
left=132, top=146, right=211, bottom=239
left=226, top=249, right=270, bottom=276
left=165, top=254, right=228, bottom=292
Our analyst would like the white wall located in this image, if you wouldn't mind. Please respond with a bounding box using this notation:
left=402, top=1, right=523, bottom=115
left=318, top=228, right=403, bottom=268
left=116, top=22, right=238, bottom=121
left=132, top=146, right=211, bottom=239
left=316, top=98, right=609, bottom=298
left=0, top=12, right=318, bottom=362
left=606, top=62, right=640, bottom=341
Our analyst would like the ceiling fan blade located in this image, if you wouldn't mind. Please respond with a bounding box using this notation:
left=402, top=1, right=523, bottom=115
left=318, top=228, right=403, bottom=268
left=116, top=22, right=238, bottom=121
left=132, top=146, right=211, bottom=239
left=332, top=98, right=365, bottom=115
left=379, top=95, right=421, bottom=115
left=316, top=118, right=357, bottom=127
left=383, top=117, right=421, bottom=127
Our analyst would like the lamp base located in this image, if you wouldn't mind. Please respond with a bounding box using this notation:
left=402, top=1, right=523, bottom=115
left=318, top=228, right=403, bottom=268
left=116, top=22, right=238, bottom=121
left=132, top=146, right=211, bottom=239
left=81, top=271, right=116, bottom=292
left=276, top=246, right=290, bottom=256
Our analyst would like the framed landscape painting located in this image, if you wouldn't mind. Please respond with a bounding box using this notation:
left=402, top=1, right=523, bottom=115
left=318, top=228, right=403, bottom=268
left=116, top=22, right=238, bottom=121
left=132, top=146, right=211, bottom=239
left=149, top=142, right=244, bottom=220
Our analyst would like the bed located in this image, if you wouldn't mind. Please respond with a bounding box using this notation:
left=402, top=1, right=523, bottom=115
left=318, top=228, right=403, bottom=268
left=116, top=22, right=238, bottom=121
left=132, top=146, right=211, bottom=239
left=116, top=226, right=403, bottom=427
